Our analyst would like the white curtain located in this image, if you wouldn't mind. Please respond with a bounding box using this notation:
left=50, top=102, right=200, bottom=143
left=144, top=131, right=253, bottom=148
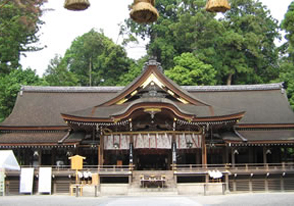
left=134, top=133, right=172, bottom=149
left=104, top=134, right=130, bottom=150
left=176, top=133, right=202, bottom=149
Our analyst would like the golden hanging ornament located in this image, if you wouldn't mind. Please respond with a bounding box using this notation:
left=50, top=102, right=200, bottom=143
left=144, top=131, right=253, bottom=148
left=130, top=0, right=159, bottom=24
left=205, top=0, right=231, bottom=13
left=64, top=0, right=90, bottom=11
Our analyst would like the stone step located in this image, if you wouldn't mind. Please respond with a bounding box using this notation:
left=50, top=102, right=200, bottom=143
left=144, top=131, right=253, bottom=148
left=128, top=187, right=178, bottom=196
left=131, top=170, right=176, bottom=189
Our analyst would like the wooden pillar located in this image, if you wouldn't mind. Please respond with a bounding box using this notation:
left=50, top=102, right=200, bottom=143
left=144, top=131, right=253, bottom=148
left=196, top=149, right=201, bottom=165
left=281, top=175, right=285, bottom=192
left=201, top=134, right=207, bottom=167
left=231, top=147, right=236, bottom=167
left=263, top=146, right=267, bottom=165
left=51, top=148, right=56, bottom=165
left=205, top=174, right=209, bottom=183
left=249, top=177, right=253, bottom=192
left=233, top=177, right=236, bottom=192
left=225, top=146, right=229, bottom=164
left=265, top=176, right=269, bottom=192
left=249, top=147, right=254, bottom=163
left=98, top=145, right=101, bottom=167
left=222, top=147, right=226, bottom=164
left=225, top=173, right=229, bottom=192
left=38, top=149, right=42, bottom=166
left=99, top=128, right=104, bottom=166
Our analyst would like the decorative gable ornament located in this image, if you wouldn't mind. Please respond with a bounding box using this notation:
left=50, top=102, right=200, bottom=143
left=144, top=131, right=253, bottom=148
left=64, top=0, right=90, bottom=11
left=205, top=0, right=231, bottom=13
left=130, top=0, right=159, bottom=24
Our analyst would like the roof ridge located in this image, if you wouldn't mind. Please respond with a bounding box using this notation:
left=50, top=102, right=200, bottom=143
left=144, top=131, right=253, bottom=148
left=182, top=83, right=283, bottom=92
left=21, top=82, right=283, bottom=93
left=21, top=86, right=124, bottom=93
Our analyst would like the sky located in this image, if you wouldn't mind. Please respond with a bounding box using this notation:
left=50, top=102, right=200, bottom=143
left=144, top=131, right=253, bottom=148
left=20, top=0, right=293, bottom=76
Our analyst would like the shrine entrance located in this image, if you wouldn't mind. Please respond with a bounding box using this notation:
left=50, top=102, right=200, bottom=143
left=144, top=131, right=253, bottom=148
left=135, top=149, right=171, bottom=170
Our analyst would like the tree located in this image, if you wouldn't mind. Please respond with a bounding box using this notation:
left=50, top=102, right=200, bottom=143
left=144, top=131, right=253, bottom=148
left=277, top=1, right=294, bottom=110
left=62, top=29, right=133, bottom=86
left=281, top=1, right=294, bottom=58
left=43, top=54, right=79, bottom=86
left=165, top=52, right=216, bottom=86
left=276, top=60, right=294, bottom=110
left=218, top=0, right=280, bottom=85
left=123, top=0, right=208, bottom=70
left=123, top=0, right=280, bottom=85
left=0, top=0, right=46, bottom=74
left=0, top=68, right=46, bottom=118
left=117, top=56, right=149, bottom=86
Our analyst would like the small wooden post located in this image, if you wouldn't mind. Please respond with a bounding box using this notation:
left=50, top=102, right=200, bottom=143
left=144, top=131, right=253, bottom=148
left=68, top=155, right=86, bottom=197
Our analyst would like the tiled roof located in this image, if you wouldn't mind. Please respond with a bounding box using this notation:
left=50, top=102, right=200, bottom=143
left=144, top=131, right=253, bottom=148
left=0, top=131, right=76, bottom=145
left=1, top=83, right=293, bottom=128
left=222, top=129, right=294, bottom=143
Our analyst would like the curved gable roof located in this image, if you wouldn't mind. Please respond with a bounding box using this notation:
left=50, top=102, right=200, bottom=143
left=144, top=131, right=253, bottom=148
left=100, top=60, right=210, bottom=107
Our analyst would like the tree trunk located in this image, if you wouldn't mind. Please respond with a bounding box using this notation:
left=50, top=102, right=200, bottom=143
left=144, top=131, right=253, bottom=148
left=226, top=73, right=233, bottom=85
left=89, top=57, right=92, bottom=86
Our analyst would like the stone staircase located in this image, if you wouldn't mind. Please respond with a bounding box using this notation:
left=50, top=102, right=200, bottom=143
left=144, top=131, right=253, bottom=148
left=128, top=170, right=178, bottom=195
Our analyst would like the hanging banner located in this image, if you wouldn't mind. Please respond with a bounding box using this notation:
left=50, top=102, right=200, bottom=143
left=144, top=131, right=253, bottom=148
left=38, top=167, right=52, bottom=194
left=104, top=134, right=130, bottom=150
left=176, top=134, right=202, bottom=149
left=129, top=143, right=133, bottom=164
left=172, top=142, right=177, bottom=164
left=19, top=168, right=34, bottom=194
left=134, top=133, right=172, bottom=149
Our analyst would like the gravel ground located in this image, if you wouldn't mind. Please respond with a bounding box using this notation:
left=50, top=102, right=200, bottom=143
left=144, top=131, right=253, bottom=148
left=1, top=193, right=294, bottom=206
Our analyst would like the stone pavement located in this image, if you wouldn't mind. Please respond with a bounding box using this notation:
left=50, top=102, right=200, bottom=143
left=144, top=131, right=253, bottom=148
left=1, top=193, right=294, bottom=206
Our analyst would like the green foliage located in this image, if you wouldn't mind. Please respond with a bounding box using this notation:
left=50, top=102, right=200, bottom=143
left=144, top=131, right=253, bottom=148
left=0, top=68, right=46, bottom=118
left=165, top=53, right=216, bottom=86
left=122, top=0, right=280, bottom=85
left=117, top=56, right=149, bottom=86
left=0, top=0, right=46, bottom=74
left=218, top=0, right=280, bottom=85
left=43, top=55, right=79, bottom=86
left=274, top=59, right=294, bottom=110
left=281, top=2, right=294, bottom=56
left=278, top=1, right=294, bottom=110
left=62, top=29, right=133, bottom=86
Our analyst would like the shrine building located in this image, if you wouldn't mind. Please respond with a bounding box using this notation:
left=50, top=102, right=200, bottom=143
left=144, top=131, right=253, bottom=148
left=1, top=60, right=294, bottom=195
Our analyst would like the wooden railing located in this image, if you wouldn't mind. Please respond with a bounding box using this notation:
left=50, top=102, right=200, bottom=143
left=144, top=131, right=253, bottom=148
left=4, top=163, right=294, bottom=176
left=4, top=164, right=134, bottom=177
left=173, top=163, right=294, bottom=174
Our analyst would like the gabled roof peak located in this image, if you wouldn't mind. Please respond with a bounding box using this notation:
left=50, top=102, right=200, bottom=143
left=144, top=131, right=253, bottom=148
left=143, top=59, right=163, bottom=73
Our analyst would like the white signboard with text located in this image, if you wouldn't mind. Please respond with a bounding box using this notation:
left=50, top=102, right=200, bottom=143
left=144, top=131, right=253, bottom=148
left=38, top=167, right=52, bottom=194
left=19, top=168, right=34, bottom=194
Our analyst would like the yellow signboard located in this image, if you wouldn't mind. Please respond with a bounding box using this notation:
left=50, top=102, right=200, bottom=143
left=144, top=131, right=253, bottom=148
left=68, top=155, right=86, bottom=170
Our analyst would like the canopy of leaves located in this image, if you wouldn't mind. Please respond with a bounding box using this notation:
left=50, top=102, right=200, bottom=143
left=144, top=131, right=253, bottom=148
left=117, top=56, right=149, bottom=86
left=0, top=0, right=46, bottom=74
left=0, top=68, right=46, bottom=118
left=277, top=1, right=294, bottom=110
left=281, top=1, right=294, bottom=58
left=61, top=29, right=133, bottom=86
left=43, top=54, right=79, bottom=86
left=123, top=0, right=280, bottom=85
left=165, top=52, right=216, bottom=85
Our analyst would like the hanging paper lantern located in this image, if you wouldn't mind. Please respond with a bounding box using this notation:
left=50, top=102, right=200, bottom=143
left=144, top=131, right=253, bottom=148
left=130, top=0, right=159, bottom=24
left=205, top=0, right=231, bottom=13
left=64, top=0, right=90, bottom=11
